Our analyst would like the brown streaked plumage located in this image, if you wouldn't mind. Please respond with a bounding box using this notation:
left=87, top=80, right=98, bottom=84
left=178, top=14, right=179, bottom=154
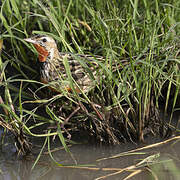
left=24, top=35, right=127, bottom=93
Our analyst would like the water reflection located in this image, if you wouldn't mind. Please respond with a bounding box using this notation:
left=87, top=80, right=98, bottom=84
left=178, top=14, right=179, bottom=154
left=0, top=134, right=180, bottom=180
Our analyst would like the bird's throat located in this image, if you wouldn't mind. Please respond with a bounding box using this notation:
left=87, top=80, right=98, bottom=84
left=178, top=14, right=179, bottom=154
left=34, top=44, right=49, bottom=62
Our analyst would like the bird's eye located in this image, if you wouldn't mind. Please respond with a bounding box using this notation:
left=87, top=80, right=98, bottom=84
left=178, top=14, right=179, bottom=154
left=42, top=38, right=47, bottom=42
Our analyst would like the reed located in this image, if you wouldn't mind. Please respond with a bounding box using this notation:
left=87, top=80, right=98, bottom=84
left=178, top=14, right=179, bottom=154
left=0, top=0, right=179, bottom=161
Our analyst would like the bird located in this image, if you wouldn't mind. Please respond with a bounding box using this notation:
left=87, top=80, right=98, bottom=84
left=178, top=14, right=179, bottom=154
left=24, top=34, right=129, bottom=123
left=24, top=34, right=108, bottom=93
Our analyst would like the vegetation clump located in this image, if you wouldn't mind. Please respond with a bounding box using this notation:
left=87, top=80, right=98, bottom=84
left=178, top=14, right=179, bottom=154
left=0, top=0, right=179, bottom=155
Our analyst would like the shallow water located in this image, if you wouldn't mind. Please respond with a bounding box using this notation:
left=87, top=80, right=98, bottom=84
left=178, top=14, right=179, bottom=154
left=0, top=133, right=180, bottom=180
left=0, top=110, right=180, bottom=180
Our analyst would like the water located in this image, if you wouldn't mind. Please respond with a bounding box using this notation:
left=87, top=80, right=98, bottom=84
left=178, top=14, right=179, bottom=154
left=0, top=133, right=180, bottom=180
left=0, top=109, right=179, bottom=180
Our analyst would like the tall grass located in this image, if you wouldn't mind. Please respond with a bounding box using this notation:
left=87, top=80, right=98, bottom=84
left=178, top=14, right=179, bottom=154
left=0, top=0, right=179, bottom=158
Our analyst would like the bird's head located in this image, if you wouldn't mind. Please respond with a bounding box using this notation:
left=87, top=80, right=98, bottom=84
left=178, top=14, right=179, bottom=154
left=24, top=35, right=58, bottom=62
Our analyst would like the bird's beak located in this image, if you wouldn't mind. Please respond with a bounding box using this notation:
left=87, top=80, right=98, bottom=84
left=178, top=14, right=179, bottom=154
left=24, top=38, right=37, bottom=44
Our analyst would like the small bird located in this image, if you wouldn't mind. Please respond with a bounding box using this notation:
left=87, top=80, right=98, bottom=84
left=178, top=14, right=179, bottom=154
left=24, top=35, right=106, bottom=93
left=24, top=35, right=129, bottom=123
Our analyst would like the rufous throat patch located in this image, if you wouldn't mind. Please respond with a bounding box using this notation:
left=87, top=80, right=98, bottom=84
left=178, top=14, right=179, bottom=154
left=34, top=44, right=49, bottom=62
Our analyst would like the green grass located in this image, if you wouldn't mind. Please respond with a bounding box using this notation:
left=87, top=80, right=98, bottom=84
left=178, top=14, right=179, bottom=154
left=0, top=0, right=180, bottom=164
